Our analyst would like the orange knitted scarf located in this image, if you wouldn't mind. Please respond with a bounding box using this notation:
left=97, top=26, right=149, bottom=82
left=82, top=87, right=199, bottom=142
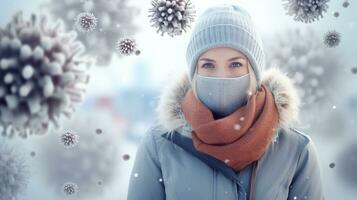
left=181, top=84, right=279, bottom=171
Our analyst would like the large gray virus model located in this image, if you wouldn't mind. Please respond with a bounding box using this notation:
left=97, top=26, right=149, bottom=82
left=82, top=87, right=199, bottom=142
left=45, top=0, right=140, bottom=65
left=282, top=0, right=330, bottom=23
left=148, top=0, right=196, bottom=37
left=0, top=12, right=92, bottom=138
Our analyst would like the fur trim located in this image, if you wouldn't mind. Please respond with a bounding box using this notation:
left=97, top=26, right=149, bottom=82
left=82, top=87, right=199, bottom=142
left=155, top=67, right=301, bottom=138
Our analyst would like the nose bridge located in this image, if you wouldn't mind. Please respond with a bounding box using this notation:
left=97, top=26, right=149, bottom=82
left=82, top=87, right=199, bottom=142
left=216, top=61, right=230, bottom=77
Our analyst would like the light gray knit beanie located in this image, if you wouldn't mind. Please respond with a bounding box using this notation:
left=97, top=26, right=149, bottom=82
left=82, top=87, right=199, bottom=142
left=185, top=3, right=265, bottom=86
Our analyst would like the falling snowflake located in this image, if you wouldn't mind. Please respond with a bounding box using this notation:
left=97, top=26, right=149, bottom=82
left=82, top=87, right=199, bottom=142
left=264, top=28, right=346, bottom=118
left=148, top=0, right=196, bottom=37
left=0, top=144, right=28, bottom=200
left=60, top=131, right=79, bottom=148
left=233, top=124, right=241, bottom=131
left=116, top=38, right=140, bottom=56
left=44, top=0, right=140, bottom=65
left=37, top=111, right=122, bottom=200
left=282, top=0, right=330, bottom=23
left=324, top=30, right=341, bottom=48
left=63, top=182, right=79, bottom=196
left=0, top=12, right=92, bottom=139
left=342, top=0, right=350, bottom=8
left=74, top=12, right=97, bottom=32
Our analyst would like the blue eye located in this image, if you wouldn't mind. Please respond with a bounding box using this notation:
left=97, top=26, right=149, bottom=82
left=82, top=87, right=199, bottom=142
left=201, top=63, right=214, bottom=69
left=231, top=62, right=242, bottom=68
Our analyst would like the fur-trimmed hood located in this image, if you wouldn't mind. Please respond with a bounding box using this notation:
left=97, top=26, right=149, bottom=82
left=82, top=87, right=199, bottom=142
left=154, top=68, right=301, bottom=139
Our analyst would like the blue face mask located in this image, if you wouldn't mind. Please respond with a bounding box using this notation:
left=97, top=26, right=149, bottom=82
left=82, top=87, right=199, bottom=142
left=195, top=73, right=250, bottom=118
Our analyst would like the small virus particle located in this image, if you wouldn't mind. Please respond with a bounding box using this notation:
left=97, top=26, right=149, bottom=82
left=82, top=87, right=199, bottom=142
left=95, top=128, right=103, bottom=135
left=343, top=1, right=350, bottom=8
left=60, top=132, right=79, bottom=148
left=282, top=0, right=330, bottom=23
left=148, top=0, right=196, bottom=37
left=97, top=180, right=103, bottom=186
left=352, top=67, right=357, bottom=74
left=324, top=30, right=341, bottom=48
left=122, top=154, right=130, bottom=161
left=134, top=172, right=139, bottom=178
left=116, top=38, right=140, bottom=56
left=333, top=11, right=339, bottom=17
left=329, top=162, right=335, bottom=168
left=63, top=182, right=79, bottom=196
left=30, top=151, right=36, bottom=157
left=158, top=178, right=163, bottom=182
left=74, top=12, right=98, bottom=32
left=332, top=105, right=337, bottom=109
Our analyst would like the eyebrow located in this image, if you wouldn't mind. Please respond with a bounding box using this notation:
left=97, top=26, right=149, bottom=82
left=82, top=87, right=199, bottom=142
left=199, top=56, right=245, bottom=62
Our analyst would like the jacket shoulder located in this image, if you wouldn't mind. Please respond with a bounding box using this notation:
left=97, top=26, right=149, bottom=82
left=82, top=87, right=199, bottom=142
left=141, top=124, right=171, bottom=152
left=288, top=127, right=312, bottom=146
left=275, top=127, right=314, bottom=160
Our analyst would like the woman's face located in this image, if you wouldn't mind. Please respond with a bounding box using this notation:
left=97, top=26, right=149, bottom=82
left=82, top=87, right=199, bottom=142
left=196, top=47, right=249, bottom=78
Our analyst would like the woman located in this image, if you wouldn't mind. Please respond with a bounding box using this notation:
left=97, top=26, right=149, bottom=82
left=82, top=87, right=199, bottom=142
left=127, top=3, right=324, bottom=200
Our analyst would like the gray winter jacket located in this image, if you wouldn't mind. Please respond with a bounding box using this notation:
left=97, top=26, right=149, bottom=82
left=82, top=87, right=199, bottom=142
left=127, top=68, right=325, bottom=200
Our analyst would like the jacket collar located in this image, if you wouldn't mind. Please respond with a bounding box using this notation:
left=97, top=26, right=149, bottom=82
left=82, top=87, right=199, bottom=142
left=155, top=68, right=301, bottom=140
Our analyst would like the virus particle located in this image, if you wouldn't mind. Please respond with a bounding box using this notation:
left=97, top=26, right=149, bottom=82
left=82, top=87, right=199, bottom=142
left=30, top=151, right=36, bottom=157
left=352, top=67, right=357, bottom=74
left=0, top=144, right=28, bottom=200
left=37, top=111, right=122, bottom=199
left=333, top=11, right=339, bottom=17
left=60, top=131, right=79, bottom=148
left=264, top=28, right=347, bottom=124
left=282, top=0, right=330, bottom=23
left=336, top=141, right=357, bottom=186
left=324, top=30, right=341, bottom=48
left=0, top=12, right=92, bottom=139
left=44, top=0, right=140, bottom=66
left=148, top=0, right=196, bottom=37
left=97, top=180, right=103, bottom=186
left=343, top=0, right=350, bottom=8
left=63, top=182, right=79, bottom=196
left=116, top=38, right=140, bottom=56
left=122, top=154, right=130, bottom=161
left=74, top=12, right=97, bottom=32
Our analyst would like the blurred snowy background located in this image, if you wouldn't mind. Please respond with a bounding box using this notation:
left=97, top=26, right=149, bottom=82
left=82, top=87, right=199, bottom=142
left=0, top=0, right=356, bottom=199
